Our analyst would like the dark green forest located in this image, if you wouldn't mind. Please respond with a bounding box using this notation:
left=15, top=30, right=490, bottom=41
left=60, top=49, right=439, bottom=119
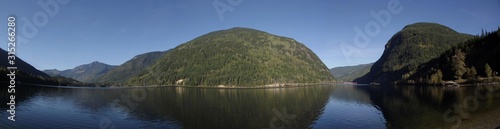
left=402, top=28, right=500, bottom=84
left=355, top=22, right=475, bottom=84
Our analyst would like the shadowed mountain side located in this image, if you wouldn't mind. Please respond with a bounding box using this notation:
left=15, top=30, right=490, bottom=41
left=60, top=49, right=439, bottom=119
left=97, top=51, right=168, bottom=84
left=1, top=49, right=84, bottom=86
left=355, top=22, right=474, bottom=84
left=403, top=28, right=500, bottom=84
left=0, top=49, right=49, bottom=78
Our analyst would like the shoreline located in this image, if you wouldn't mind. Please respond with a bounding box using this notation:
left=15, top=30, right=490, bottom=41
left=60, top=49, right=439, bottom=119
left=18, top=81, right=339, bottom=89
left=376, top=78, right=500, bottom=86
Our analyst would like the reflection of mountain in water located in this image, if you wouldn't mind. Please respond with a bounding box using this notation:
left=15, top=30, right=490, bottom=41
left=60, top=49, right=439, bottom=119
left=330, top=86, right=373, bottom=105
left=1, top=85, right=336, bottom=129
left=312, top=85, right=387, bottom=128
left=358, top=85, right=500, bottom=129
left=132, top=86, right=335, bottom=129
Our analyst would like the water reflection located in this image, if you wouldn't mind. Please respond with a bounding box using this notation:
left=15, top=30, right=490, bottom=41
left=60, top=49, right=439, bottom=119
left=360, top=85, right=500, bottom=129
left=1, top=84, right=498, bottom=128
left=133, top=86, right=335, bottom=129
left=1, top=85, right=336, bottom=129
left=311, top=85, right=386, bottom=129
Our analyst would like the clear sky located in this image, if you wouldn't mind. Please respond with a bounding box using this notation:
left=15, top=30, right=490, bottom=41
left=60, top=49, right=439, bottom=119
left=1, top=0, right=499, bottom=70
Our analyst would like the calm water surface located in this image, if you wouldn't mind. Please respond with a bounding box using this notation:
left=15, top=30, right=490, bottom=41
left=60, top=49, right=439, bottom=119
left=1, top=84, right=500, bottom=129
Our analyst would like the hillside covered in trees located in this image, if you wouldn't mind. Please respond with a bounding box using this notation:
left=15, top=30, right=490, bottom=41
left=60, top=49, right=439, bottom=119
left=402, top=28, right=500, bottom=84
left=126, top=27, right=335, bottom=86
left=354, top=22, right=474, bottom=84
left=0, top=49, right=85, bottom=86
left=330, top=63, right=373, bottom=82
left=96, top=51, right=168, bottom=84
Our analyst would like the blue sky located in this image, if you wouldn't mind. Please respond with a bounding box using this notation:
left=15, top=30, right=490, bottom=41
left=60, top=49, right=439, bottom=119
left=1, top=0, right=499, bottom=70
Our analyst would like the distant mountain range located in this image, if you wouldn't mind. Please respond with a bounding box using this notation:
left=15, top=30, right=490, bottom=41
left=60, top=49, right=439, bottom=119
left=330, top=63, right=373, bottom=82
left=43, top=61, right=117, bottom=83
left=96, top=51, right=168, bottom=84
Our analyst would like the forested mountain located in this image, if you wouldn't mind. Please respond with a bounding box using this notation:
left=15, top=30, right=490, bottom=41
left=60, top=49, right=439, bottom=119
left=354, top=22, right=474, bottom=84
left=0, top=49, right=83, bottom=86
left=97, top=51, right=168, bottom=84
left=1, top=49, right=50, bottom=78
left=402, top=28, right=500, bottom=84
left=43, top=61, right=117, bottom=83
left=126, top=27, right=335, bottom=86
left=330, top=63, right=373, bottom=82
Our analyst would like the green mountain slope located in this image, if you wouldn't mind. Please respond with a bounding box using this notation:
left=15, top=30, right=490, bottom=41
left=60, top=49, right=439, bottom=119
left=404, top=28, right=500, bottom=84
left=127, top=27, right=335, bottom=86
left=97, top=51, right=167, bottom=83
left=330, top=63, right=373, bottom=82
left=43, top=61, right=117, bottom=83
left=354, top=22, right=474, bottom=84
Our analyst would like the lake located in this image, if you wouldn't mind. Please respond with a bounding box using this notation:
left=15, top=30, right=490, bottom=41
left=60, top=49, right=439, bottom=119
left=1, top=84, right=500, bottom=129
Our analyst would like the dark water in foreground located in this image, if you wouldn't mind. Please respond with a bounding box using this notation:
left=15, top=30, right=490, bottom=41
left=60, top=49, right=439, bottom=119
left=1, top=84, right=500, bottom=129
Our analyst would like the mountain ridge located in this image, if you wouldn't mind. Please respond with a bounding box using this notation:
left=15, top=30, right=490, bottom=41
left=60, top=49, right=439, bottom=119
left=330, top=63, right=373, bottom=82
left=43, top=61, right=117, bottom=83
left=96, top=50, right=168, bottom=83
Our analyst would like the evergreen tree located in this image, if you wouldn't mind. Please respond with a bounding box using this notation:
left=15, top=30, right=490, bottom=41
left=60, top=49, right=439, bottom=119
left=450, top=49, right=466, bottom=79
left=485, top=63, right=493, bottom=77
left=429, top=69, right=443, bottom=84
left=465, top=66, right=477, bottom=79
